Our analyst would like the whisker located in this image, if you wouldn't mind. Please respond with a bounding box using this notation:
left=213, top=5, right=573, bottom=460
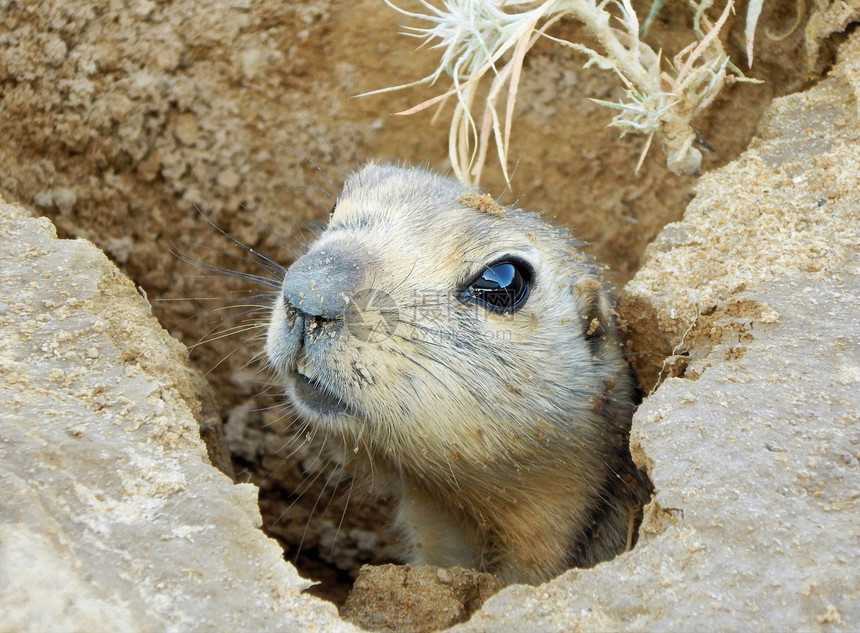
left=275, top=465, right=324, bottom=536
left=330, top=475, right=356, bottom=556
left=273, top=433, right=327, bottom=526
left=288, top=112, right=344, bottom=193
left=189, top=205, right=288, bottom=275
left=276, top=427, right=318, bottom=464
left=297, top=459, right=344, bottom=561
left=174, top=250, right=283, bottom=289
left=187, top=324, right=267, bottom=350
left=203, top=343, right=251, bottom=376
left=319, top=465, right=349, bottom=522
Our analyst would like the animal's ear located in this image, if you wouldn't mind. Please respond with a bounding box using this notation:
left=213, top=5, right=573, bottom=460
left=573, top=275, right=612, bottom=353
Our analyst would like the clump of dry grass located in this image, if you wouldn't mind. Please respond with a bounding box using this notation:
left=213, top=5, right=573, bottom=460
left=366, top=0, right=765, bottom=184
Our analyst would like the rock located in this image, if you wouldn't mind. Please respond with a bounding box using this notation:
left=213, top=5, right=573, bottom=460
left=341, top=565, right=501, bottom=633
left=0, top=199, right=357, bottom=633
left=620, top=31, right=860, bottom=395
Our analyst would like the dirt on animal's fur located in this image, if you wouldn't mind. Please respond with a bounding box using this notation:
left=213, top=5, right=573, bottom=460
left=0, top=0, right=839, bottom=608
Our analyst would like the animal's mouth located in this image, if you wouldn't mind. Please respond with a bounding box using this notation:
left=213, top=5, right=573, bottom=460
left=290, top=365, right=350, bottom=416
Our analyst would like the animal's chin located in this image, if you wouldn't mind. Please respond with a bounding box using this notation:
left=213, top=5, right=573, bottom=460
left=290, top=372, right=351, bottom=417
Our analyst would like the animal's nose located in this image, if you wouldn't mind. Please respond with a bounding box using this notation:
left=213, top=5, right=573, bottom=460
left=281, top=244, right=365, bottom=319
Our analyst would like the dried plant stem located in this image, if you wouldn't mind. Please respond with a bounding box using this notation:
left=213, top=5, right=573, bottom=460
left=369, top=0, right=757, bottom=184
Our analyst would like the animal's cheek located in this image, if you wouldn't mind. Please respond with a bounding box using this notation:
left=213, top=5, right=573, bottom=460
left=310, top=339, right=416, bottom=418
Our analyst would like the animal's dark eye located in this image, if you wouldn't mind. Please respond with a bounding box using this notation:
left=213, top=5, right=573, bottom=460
left=463, top=259, right=532, bottom=313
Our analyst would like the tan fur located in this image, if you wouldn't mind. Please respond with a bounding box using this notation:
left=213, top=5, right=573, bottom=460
left=266, top=163, right=648, bottom=584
